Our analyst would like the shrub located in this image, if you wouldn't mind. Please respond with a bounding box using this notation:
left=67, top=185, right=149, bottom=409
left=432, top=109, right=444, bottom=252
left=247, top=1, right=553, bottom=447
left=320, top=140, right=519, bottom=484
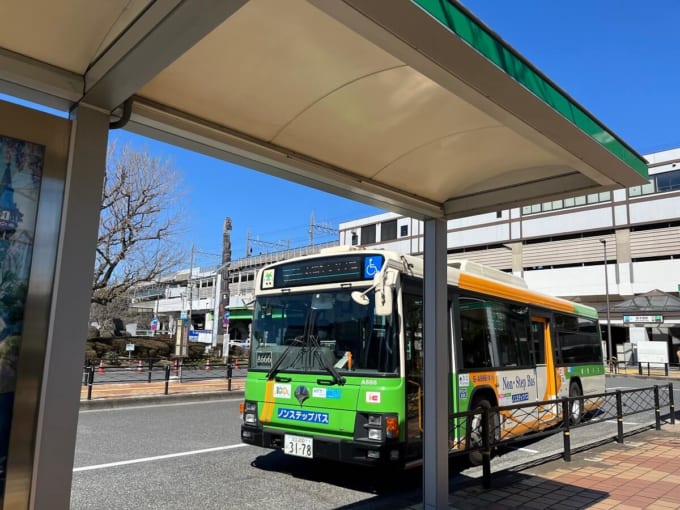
left=187, top=343, right=206, bottom=360
left=87, top=341, right=113, bottom=358
left=103, top=350, right=120, bottom=365
left=84, top=349, right=97, bottom=363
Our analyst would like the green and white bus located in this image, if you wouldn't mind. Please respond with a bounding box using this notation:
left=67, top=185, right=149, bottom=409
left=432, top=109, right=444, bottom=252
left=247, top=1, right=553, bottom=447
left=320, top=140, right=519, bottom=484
left=240, top=246, right=604, bottom=466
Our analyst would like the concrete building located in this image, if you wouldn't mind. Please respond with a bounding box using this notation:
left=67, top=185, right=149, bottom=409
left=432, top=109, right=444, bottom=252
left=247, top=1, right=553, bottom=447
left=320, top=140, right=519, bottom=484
left=339, top=148, right=680, bottom=364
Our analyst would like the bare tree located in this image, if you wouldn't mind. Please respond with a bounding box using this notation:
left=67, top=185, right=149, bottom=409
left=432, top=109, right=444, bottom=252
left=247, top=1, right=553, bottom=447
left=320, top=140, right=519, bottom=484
left=91, top=141, right=186, bottom=308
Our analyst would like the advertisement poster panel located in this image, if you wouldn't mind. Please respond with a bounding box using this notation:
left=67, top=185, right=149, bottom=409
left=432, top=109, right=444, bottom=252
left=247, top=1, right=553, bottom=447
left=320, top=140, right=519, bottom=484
left=0, top=134, right=45, bottom=497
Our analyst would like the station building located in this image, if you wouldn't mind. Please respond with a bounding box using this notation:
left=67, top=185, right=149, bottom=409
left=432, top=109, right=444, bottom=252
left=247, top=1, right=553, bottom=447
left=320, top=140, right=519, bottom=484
left=338, top=147, right=680, bottom=364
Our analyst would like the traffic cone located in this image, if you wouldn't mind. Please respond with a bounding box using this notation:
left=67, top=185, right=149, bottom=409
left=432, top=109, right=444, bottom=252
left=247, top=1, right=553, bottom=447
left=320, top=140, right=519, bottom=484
left=137, top=359, right=143, bottom=372
left=205, top=358, right=211, bottom=371
left=98, top=360, right=105, bottom=374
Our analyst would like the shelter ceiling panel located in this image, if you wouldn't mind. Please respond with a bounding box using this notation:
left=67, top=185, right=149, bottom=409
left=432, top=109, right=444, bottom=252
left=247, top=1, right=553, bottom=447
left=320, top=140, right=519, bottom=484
left=371, top=125, right=566, bottom=202
left=0, top=0, right=150, bottom=74
left=138, top=0, right=403, bottom=142
left=272, top=66, right=500, bottom=178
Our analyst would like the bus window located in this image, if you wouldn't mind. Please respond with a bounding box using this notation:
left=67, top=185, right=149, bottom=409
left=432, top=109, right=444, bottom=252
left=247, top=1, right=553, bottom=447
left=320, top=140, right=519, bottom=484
left=460, top=298, right=492, bottom=368
left=459, top=297, right=530, bottom=369
left=554, top=313, right=603, bottom=364
left=531, top=320, right=546, bottom=364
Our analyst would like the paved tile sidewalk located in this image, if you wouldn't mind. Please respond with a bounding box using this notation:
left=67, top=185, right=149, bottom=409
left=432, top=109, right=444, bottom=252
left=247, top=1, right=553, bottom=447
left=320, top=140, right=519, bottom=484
left=448, top=423, right=680, bottom=509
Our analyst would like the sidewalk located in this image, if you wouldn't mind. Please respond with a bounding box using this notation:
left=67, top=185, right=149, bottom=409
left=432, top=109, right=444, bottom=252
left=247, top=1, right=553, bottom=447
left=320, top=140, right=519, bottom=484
left=80, top=377, right=245, bottom=408
left=445, top=422, right=680, bottom=509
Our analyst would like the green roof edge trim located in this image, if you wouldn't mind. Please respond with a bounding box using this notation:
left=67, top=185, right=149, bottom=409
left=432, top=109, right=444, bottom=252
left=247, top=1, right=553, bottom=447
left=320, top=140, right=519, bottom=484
left=412, top=0, right=648, bottom=178
left=574, top=303, right=599, bottom=320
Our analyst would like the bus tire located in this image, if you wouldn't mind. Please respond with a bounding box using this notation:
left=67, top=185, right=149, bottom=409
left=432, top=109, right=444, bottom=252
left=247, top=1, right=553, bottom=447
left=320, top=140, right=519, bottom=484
left=569, top=381, right=583, bottom=425
left=467, top=397, right=498, bottom=466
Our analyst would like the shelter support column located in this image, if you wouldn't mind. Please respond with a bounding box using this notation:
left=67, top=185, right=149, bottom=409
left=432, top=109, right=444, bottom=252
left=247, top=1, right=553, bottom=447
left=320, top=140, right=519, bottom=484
left=422, top=218, right=449, bottom=509
left=30, top=105, right=108, bottom=510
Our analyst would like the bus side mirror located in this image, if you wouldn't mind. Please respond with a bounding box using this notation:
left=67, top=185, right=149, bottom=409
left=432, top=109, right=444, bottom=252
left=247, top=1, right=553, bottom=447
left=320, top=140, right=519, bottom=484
left=374, top=269, right=394, bottom=316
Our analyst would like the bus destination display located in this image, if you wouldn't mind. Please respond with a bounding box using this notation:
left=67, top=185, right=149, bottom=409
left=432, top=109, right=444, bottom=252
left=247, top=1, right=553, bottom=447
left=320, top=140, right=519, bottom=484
left=262, top=255, right=384, bottom=289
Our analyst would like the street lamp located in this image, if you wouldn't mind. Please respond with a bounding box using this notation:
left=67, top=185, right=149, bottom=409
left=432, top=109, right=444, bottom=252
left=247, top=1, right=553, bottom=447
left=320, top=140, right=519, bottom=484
left=600, top=239, right=613, bottom=371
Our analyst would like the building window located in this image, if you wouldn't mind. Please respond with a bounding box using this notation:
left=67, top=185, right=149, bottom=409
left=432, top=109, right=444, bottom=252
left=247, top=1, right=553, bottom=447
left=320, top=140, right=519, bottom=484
left=400, top=225, right=408, bottom=237
left=656, top=170, right=680, bottom=192
left=361, top=224, right=376, bottom=244
left=351, top=231, right=358, bottom=245
left=381, top=220, right=397, bottom=241
left=522, top=191, right=611, bottom=216
left=629, top=179, right=654, bottom=197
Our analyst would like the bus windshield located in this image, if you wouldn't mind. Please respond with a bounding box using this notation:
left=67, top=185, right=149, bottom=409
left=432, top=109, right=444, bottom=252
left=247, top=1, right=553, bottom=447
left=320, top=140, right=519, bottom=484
left=249, top=289, right=398, bottom=375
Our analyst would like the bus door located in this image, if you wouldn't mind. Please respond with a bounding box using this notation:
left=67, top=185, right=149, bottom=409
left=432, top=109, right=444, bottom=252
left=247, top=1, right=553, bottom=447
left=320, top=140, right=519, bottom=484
left=531, top=316, right=559, bottom=422
left=403, top=291, right=424, bottom=460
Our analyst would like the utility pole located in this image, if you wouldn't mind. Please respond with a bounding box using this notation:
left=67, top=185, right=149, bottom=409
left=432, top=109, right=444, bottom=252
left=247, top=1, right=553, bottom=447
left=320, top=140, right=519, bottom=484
left=178, top=244, right=194, bottom=358
left=188, top=244, right=194, bottom=339
left=309, top=210, right=338, bottom=245
left=600, top=239, right=613, bottom=371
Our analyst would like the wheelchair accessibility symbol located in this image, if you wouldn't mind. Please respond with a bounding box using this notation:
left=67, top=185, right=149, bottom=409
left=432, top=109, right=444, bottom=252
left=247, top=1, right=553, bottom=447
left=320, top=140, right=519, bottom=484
left=364, top=256, right=383, bottom=278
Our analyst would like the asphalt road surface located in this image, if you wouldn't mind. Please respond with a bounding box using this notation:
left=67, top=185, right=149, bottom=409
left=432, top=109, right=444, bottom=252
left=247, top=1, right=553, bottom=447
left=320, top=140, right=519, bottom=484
left=70, top=376, right=676, bottom=509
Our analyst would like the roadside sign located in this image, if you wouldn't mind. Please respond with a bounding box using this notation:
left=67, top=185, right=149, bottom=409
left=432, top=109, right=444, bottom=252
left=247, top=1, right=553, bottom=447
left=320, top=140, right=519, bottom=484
left=125, top=343, right=135, bottom=352
left=623, top=315, right=663, bottom=324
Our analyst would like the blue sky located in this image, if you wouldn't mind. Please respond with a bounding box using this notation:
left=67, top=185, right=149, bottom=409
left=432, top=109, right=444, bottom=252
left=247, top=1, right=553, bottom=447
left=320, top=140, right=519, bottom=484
left=6, top=2, right=680, bottom=267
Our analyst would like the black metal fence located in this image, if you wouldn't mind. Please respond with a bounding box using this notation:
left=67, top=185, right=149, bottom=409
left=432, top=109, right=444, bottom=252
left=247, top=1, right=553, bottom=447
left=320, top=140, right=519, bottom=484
left=611, top=360, right=680, bottom=377
left=448, top=383, right=675, bottom=488
left=82, top=359, right=248, bottom=400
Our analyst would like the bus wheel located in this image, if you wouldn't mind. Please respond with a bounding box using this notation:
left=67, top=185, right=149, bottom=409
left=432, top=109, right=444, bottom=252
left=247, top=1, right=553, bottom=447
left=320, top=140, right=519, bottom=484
left=468, top=398, right=498, bottom=466
left=569, top=381, right=583, bottom=425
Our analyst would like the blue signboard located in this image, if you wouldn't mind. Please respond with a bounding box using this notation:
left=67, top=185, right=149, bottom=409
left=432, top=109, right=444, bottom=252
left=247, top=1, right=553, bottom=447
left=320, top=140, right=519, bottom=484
left=363, top=255, right=383, bottom=279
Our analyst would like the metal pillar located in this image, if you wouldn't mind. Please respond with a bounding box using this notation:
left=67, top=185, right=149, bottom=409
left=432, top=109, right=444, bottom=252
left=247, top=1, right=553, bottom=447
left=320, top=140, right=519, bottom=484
left=600, top=239, right=613, bottom=370
left=30, top=105, right=109, bottom=510
left=422, top=218, right=449, bottom=509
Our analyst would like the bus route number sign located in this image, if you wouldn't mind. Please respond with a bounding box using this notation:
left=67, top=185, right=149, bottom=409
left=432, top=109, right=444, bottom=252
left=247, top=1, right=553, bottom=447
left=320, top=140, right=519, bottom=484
left=284, top=434, right=313, bottom=458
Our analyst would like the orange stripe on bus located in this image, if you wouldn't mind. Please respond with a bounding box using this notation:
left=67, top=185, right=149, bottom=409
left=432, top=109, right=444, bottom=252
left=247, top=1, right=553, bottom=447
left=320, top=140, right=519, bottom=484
left=260, top=380, right=275, bottom=423
left=459, top=273, right=576, bottom=314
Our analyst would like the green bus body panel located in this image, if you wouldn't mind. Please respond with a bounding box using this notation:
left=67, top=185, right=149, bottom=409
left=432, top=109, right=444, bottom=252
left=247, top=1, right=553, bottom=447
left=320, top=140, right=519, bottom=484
left=563, top=363, right=605, bottom=379
left=412, top=0, right=648, bottom=178
left=245, top=372, right=405, bottom=439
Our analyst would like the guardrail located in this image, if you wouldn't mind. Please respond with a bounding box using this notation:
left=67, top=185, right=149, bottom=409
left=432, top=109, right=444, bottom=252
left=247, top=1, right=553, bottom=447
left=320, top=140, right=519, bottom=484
left=82, top=359, right=248, bottom=400
left=448, top=383, right=674, bottom=488
left=611, top=360, right=680, bottom=377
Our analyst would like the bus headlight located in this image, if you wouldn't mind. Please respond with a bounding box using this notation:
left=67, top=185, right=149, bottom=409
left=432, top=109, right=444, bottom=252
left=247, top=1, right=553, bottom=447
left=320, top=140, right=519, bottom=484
left=368, top=429, right=383, bottom=441
left=242, top=401, right=258, bottom=425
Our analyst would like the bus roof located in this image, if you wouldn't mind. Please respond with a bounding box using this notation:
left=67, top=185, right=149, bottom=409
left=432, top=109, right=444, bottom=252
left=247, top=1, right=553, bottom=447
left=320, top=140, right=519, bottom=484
left=262, top=246, right=598, bottom=319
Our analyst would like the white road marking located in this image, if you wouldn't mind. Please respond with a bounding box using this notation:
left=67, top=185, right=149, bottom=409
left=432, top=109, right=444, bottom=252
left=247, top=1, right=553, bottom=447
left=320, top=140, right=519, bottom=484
left=73, top=444, right=248, bottom=472
left=606, top=386, right=636, bottom=390
left=604, top=420, right=640, bottom=425
left=508, top=446, right=539, bottom=453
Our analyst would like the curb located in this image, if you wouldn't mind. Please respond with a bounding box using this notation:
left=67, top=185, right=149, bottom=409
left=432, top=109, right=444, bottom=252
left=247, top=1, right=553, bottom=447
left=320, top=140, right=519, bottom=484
left=605, top=373, right=680, bottom=381
left=80, top=389, right=245, bottom=410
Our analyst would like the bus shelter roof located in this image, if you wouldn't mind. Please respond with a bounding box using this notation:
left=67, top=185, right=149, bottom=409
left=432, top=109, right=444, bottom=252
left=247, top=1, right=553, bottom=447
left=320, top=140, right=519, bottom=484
left=0, top=0, right=648, bottom=219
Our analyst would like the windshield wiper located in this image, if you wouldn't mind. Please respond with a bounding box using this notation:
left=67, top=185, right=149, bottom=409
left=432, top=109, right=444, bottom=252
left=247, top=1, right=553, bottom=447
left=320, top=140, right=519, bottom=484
left=306, top=333, right=346, bottom=386
left=266, top=337, right=304, bottom=380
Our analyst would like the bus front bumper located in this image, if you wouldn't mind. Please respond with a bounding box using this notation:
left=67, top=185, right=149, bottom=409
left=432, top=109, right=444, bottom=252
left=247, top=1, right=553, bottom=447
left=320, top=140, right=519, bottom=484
left=241, top=425, right=404, bottom=466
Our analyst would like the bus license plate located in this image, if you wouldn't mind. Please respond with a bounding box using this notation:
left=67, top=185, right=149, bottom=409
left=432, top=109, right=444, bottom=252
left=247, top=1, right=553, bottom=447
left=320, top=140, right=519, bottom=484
left=284, top=434, right=313, bottom=458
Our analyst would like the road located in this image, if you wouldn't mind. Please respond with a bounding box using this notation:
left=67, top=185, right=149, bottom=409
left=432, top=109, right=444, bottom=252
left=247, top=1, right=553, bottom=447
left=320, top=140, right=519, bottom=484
left=70, top=376, right=677, bottom=509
